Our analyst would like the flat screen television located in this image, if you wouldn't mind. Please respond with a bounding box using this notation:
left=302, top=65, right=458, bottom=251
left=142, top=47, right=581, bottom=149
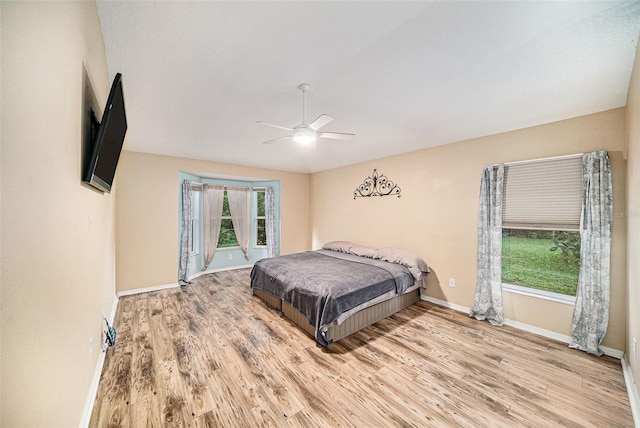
left=83, top=73, right=127, bottom=193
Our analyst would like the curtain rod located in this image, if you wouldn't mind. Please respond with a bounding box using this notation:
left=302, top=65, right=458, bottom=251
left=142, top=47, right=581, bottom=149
left=187, top=180, right=266, bottom=191
left=199, top=184, right=251, bottom=190
left=493, top=153, right=583, bottom=168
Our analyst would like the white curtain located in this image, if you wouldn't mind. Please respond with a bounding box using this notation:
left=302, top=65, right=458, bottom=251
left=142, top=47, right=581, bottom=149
left=178, top=180, right=194, bottom=285
left=569, top=151, right=613, bottom=356
left=227, top=186, right=250, bottom=260
left=469, top=164, right=505, bottom=326
left=265, top=186, right=279, bottom=258
left=202, top=184, right=224, bottom=270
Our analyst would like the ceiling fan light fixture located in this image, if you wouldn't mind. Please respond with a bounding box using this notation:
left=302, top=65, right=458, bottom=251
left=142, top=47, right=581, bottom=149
left=293, top=127, right=316, bottom=145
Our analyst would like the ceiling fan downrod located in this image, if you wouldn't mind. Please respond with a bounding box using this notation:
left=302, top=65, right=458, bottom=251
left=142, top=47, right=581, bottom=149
left=298, top=83, right=310, bottom=126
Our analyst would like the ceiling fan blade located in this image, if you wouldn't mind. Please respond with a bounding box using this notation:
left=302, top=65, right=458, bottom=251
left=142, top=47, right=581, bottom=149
left=318, top=132, right=355, bottom=140
left=308, top=114, right=334, bottom=131
left=257, top=121, right=294, bottom=132
left=262, top=135, right=292, bottom=145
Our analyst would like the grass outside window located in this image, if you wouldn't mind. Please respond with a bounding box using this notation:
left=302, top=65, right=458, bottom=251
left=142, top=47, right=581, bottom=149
left=501, top=229, right=580, bottom=296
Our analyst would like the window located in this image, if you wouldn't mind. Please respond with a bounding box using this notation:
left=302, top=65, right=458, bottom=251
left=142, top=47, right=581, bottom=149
left=180, top=176, right=280, bottom=271
left=501, top=155, right=582, bottom=298
left=254, top=189, right=266, bottom=246
left=502, top=229, right=580, bottom=296
left=217, top=190, right=239, bottom=248
left=190, top=187, right=201, bottom=254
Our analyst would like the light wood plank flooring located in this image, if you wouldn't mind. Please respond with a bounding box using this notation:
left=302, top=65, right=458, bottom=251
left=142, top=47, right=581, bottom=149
left=90, top=268, right=633, bottom=427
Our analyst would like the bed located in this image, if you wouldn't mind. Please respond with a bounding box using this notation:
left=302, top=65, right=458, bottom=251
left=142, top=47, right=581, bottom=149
left=250, top=241, right=429, bottom=346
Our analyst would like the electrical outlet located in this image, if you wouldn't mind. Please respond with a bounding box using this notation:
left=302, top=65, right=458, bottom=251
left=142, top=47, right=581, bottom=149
left=228, top=253, right=233, bottom=261
left=87, top=215, right=93, bottom=231
left=633, top=338, right=637, bottom=358
left=89, top=337, right=93, bottom=357
left=448, top=278, right=456, bottom=288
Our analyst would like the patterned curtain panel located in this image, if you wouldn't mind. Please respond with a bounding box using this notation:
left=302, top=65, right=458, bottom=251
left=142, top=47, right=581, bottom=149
left=470, top=164, right=505, bottom=326
left=569, top=151, right=613, bottom=356
left=227, top=186, right=251, bottom=260
left=178, top=180, right=194, bottom=285
left=202, top=184, right=225, bottom=270
left=265, top=186, right=279, bottom=258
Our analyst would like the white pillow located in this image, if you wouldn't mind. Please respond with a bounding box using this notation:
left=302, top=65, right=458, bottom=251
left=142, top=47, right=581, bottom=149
left=375, top=247, right=430, bottom=280
left=321, top=241, right=354, bottom=253
left=349, top=245, right=378, bottom=259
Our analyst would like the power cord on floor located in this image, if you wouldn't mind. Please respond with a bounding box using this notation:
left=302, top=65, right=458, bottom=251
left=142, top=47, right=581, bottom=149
left=101, top=315, right=117, bottom=352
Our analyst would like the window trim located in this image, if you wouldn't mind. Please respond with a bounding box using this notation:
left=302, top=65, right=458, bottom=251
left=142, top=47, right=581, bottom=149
left=502, top=282, right=576, bottom=306
left=215, top=245, right=240, bottom=251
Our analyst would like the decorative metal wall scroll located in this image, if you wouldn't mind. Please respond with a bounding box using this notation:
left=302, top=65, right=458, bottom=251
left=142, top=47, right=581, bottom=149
left=354, top=169, right=401, bottom=199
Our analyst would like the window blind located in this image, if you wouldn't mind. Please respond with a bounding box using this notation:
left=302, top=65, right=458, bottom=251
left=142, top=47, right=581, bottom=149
left=502, top=155, right=582, bottom=231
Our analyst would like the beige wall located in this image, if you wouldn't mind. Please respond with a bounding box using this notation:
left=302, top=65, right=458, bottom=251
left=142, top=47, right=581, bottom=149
left=115, top=151, right=310, bottom=292
left=1, top=2, right=115, bottom=426
left=625, top=31, right=640, bottom=404
left=310, top=108, right=627, bottom=350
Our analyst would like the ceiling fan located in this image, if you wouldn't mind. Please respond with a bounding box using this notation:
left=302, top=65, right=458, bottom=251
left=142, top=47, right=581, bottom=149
left=257, top=83, right=355, bottom=145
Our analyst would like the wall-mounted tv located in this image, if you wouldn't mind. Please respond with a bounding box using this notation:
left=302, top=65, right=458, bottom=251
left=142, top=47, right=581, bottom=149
left=83, top=73, right=127, bottom=193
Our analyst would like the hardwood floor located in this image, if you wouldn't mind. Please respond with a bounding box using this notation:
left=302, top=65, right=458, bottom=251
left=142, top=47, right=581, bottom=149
left=89, top=268, right=633, bottom=427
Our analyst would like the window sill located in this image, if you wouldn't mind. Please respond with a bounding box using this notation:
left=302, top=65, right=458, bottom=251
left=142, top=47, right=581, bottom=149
left=502, top=283, right=576, bottom=306
left=217, top=246, right=240, bottom=251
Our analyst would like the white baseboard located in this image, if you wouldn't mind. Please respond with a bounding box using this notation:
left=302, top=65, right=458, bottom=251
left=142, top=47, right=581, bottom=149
left=622, top=355, right=640, bottom=427
left=420, top=295, right=624, bottom=359
left=79, top=295, right=119, bottom=428
left=117, top=281, right=180, bottom=298
left=420, top=295, right=469, bottom=314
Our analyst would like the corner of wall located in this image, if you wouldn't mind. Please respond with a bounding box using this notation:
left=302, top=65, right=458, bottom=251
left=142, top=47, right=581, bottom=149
left=624, top=27, right=640, bottom=424
left=0, top=1, right=4, bottom=420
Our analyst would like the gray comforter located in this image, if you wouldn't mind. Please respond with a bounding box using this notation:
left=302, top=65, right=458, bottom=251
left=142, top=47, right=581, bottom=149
left=250, top=249, right=414, bottom=346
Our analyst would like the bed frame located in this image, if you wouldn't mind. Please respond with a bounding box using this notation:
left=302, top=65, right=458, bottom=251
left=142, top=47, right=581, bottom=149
left=252, top=287, right=421, bottom=344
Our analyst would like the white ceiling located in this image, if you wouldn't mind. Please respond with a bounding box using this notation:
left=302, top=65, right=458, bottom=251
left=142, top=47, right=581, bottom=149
left=97, top=1, right=640, bottom=174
